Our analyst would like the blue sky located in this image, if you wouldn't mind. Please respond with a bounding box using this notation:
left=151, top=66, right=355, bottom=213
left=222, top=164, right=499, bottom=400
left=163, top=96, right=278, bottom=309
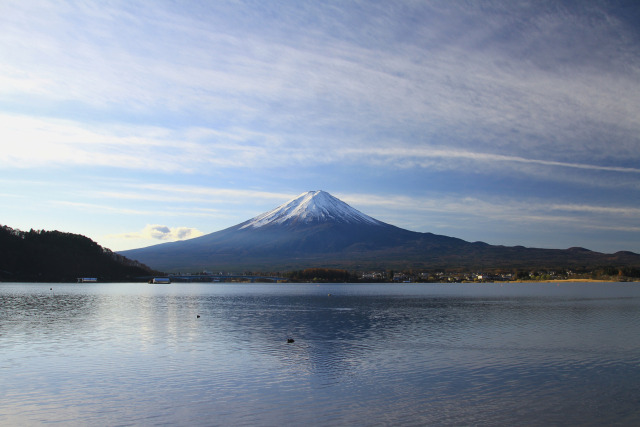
left=1, top=0, right=639, bottom=254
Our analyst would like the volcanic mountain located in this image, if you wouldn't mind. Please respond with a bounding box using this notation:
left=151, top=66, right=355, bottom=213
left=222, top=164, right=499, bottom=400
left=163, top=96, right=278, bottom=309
left=119, top=190, right=640, bottom=272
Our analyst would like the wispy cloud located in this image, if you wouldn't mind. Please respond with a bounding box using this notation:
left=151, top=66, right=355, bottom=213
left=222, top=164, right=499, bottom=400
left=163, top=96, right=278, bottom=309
left=2, top=112, right=638, bottom=191
left=549, top=204, right=640, bottom=217
left=1, top=1, right=639, bottom=253
left=2, top=1, right=639, bottom=171
left=341, top=191, right=640, bottom=238
left=340, top=146, right=640, bottom=174
left=120, top=184, right=294, bottom=204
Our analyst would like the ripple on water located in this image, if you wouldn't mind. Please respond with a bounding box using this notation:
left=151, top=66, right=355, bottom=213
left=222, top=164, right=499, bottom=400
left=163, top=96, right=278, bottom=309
left=2, top=282, right=640, bottom=426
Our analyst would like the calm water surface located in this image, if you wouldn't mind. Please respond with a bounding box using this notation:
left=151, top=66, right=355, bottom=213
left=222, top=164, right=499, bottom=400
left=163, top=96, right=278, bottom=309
left=1, top=282, right=639, bottom=426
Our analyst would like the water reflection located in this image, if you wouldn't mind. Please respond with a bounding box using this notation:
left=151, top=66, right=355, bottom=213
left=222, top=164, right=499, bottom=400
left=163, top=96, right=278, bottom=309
left=1, top=282, right=640, bottom=426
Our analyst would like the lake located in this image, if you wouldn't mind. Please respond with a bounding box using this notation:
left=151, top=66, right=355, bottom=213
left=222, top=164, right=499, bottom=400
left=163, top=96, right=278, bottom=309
left=1, top=282, right=639, bottom=426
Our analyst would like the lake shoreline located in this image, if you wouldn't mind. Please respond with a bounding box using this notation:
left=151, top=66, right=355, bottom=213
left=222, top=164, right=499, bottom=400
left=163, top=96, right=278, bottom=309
left=507, top=278, right=640, bottom=283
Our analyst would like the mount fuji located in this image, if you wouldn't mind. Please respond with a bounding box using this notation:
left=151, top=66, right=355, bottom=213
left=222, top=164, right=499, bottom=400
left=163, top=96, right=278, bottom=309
left=239, top=190, right=384, bottom=228
left=119, top=190, right=640, bottom=272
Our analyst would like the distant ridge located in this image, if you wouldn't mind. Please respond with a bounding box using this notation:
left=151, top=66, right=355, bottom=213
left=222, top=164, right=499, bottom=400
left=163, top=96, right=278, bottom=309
left=119, top=191, right=640, bottom=272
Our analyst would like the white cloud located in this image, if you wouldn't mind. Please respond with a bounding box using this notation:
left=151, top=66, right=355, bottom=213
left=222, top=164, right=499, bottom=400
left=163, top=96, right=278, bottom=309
left=0, top=114, right=281, bottom=171
left=113, top=224, right=204, bottom=241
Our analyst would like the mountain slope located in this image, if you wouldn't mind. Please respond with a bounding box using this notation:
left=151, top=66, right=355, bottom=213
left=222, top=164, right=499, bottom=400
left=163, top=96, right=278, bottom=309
left=119, top=191, right=640, bottom=272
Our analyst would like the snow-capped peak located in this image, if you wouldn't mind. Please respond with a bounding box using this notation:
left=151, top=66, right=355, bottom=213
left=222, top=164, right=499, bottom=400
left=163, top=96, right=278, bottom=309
left=240, top=191, right=383, bottom=229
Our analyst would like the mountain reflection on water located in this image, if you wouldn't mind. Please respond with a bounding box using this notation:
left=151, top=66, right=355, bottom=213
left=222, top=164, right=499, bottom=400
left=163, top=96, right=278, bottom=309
left=1, top=282, right=640, bottom=426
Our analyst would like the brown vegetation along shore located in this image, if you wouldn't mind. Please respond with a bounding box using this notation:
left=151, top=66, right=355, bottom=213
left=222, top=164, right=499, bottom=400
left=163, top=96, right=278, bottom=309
left=510, top=279, right=639, bottom=283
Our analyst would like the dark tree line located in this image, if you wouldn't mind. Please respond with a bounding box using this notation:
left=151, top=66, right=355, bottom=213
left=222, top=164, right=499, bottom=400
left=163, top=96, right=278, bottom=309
left=0, top=225, right=158, bottom=282
left=592, top=266, right=640, bottom=279
left=287, top=268, right=357, bottom=282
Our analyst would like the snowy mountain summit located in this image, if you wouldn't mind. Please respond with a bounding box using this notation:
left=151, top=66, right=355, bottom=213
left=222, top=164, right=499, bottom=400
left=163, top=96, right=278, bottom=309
left=241, top=190, right=384, bottom=229
left=119, top=190, right=640, bottom=273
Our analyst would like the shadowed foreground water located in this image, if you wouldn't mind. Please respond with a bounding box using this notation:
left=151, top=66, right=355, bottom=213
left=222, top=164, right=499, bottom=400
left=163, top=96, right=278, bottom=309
left=1, top=282, right=640, bottom=425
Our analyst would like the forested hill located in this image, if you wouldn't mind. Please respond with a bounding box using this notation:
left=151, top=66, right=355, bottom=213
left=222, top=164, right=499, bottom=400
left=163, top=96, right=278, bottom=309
left=0, top=225, right=158, bottom=282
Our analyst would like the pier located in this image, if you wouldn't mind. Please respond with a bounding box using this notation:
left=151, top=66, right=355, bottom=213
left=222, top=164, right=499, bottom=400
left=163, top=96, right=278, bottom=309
left=142, top=274, right=286, bottom=283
